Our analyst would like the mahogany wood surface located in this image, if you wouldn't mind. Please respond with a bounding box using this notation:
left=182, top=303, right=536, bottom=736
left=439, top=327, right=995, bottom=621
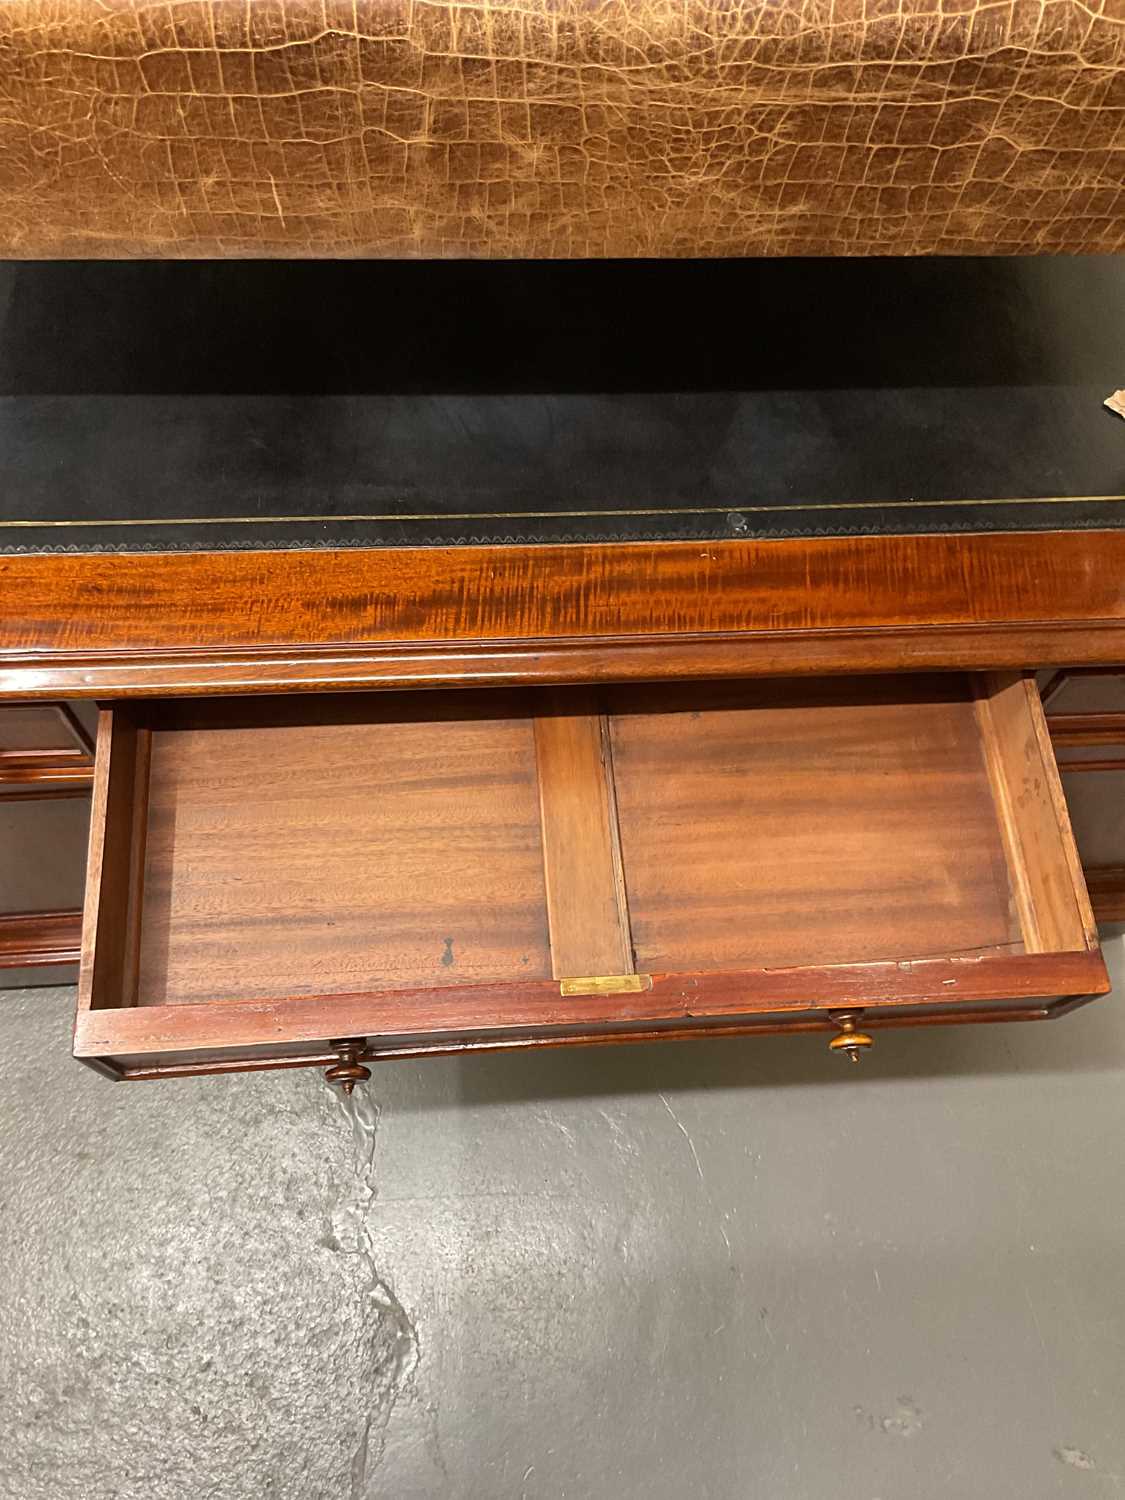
left=133, top=700, right=552, bottom=1008
left=75, top=673, right=1109, bottom=1078
left=73, top=951, right=1109, bottom=1074
left=1048, top=713, right=1125, bottom=748
left=78, top=708, right=150, bottom=1014
left=0, top=702, right=95, bottom=788
left=974, top=674, right=1098, bottom=955
left=6, top=531, right=1125, bottom=699
left=0, top=782, right=91, bottom=802
left=611, top=676, right=1018, bottom=972
left=533, top=696, right=632, bottom=981
left=8, top=700, right=1100, bottom=992
left=0, top=908, right=82, bottom=968
left=84, top=1004, right=1092, bottom=1080
left=1046, top=711, right=1125, bottom=774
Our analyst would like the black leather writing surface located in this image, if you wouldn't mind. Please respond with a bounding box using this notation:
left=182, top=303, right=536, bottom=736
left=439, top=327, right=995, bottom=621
left=0, top=258, right=1121, bottom=554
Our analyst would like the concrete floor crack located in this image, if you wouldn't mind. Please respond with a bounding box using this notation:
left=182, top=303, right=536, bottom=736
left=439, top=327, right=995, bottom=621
left=333, top=1091, right=421, bottom=1500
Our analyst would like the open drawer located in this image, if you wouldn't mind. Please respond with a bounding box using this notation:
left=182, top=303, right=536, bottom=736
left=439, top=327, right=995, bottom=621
left=75, top=673, right=1109, bottom=1086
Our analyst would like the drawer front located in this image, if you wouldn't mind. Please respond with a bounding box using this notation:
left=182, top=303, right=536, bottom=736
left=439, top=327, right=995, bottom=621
left=84, top=981, right=1101, bottom=1083
left=73, top=672, right=1108, bottom=1085
left=0, top=701, right=93, bottom=982
left=1039, top=668, right=1125, bottom=921
left=0, top=702, right=95, bottom=793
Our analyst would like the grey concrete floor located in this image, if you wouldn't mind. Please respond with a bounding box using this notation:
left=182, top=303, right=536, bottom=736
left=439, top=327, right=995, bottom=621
left=3, top=937, right=1125, bottom=1499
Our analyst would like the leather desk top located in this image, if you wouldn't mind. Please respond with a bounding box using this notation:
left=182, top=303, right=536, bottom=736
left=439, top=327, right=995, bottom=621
left=0, top=0, right=1122, bottom=259
left=0, top=257, right=1122, bottom=557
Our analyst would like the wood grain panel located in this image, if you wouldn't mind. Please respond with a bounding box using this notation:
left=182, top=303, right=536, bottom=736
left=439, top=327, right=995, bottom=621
left=974, top=674, right=1096, bottom=954
left=1050, top=705, right=1125, bottom=774
left=91, top=1001, right=1095, bottom=1079
left=1048, top=712, right=1125, bottom=748
left=0, top=703, right=95, bottom=787
left=0, top=774, right=93, bottom=796
left=0, top=909, right=82, bottom=968
left=73, top=950, right=1108, bottom=1069
left=135, top=711, right=552, bottom=1006
left=610, top=676, right=1020, bottom=973
left=5, top=531, right=1125, bottom=699
left=72, top=671, right=1112, bottom=1079
left=78, top=707, right=150, bottom=1013
left=533, top=697, right=632, bottom=980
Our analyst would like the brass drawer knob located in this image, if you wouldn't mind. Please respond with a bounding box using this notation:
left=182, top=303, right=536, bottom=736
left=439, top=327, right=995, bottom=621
left=324, top=1040, right=371, bottom=1094
left=827, top=1010, right=873, bottom=1063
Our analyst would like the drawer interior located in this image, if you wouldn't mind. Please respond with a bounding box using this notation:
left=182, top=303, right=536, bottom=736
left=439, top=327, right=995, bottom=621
left=610, top=679, right=1019, bottom=972
left=76, top=672, right=1105, bottom=1072
left=138, top=706, right=552, bottom=1006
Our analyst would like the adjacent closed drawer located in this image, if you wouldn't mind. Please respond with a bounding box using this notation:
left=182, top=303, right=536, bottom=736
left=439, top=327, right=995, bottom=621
left=0, top=702, right=95, bottom=794
left=0, top=701, right=95, bottom=982
left=74, top=672, right=1109, bottom=1085
left=1040, top=669, right=1125, bottom=921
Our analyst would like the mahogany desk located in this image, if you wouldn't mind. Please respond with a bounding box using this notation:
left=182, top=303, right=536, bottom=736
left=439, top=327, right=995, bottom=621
left=0, top=257, right=1122, bottom=1084
left=2, top=257, right=1124, bottom=694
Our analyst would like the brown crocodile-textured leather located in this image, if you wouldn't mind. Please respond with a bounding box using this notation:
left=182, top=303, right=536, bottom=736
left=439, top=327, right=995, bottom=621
left=0, top=0, right=1122, bottom=259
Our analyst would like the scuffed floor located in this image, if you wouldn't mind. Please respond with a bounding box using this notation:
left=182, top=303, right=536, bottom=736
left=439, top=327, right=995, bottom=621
left=3, top=937, right=1125, bottom=1499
